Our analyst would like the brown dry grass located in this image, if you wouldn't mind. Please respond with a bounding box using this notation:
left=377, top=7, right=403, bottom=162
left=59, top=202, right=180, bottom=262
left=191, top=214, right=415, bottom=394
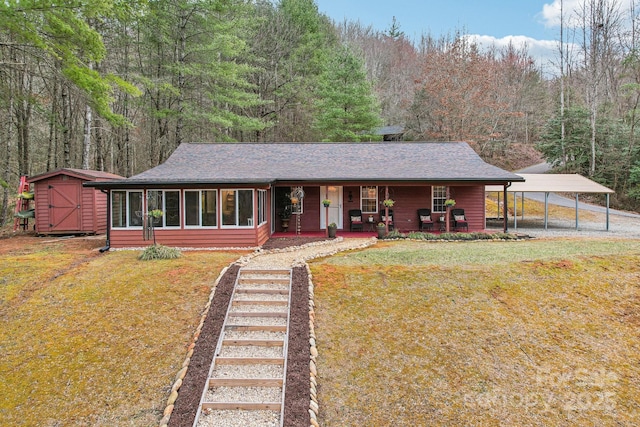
left=310, top=240, right=640, bottom=426
left=486, top=194, right=601, bottom=222
left=0, top=236, right=247, bottom=426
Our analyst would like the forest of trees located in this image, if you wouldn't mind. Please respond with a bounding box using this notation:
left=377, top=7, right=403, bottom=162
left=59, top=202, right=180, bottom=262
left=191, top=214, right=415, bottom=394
left=2, top=0, right=640, bottom=226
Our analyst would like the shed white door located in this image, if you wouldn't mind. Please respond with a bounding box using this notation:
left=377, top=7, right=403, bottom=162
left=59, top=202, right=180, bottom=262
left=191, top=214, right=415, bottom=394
left=320, top=186, right=342, bottom=229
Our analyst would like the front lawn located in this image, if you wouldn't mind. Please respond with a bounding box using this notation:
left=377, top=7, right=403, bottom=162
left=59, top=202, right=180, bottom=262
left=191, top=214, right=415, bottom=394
left=310, top=239, right=640, bottom=426
left=0, top=237, right=245, bottom=426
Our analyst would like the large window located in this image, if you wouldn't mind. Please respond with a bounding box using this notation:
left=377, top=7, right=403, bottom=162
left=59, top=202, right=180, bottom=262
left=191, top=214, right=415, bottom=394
left=184, top=190, right=217, bottom=227
left=147, top=190, right=180, bottom=227
left=432, top=186, right=447, bottom=213
left=221, top=189, right=254, bottom=227
left=257, top=190, right=267, bottom=225
left=361, top=186, right=378, bottom=213
left=112, top=190, right=143, bottom=228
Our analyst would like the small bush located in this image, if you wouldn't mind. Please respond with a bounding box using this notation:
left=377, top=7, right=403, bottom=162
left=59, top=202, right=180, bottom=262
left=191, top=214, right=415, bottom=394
left=139, top=244, right=182, bottom=260
left=384, top=230, right=406, bottom=239
left=384, top=231, right=523, bottom=242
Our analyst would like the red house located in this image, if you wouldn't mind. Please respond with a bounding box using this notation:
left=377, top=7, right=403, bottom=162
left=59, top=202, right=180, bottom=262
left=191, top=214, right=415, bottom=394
left=86, top=142, right=523, bottom=249
left=28, top=168, right=123, bottom=235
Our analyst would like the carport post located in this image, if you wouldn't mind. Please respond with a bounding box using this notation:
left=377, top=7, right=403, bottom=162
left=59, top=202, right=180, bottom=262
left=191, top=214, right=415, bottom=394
left=575, top=193, right=579, bottom=230
left=606, top=194, right=610, bottom=231
left=544, top=192, right=549, bottom=230
left=513, top=192, right=518, bottom=230
left=502, top=184, right=510, bottom=233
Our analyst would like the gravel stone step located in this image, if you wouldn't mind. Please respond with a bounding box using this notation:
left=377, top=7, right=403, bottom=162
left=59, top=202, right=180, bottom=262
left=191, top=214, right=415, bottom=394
left=218, top=345, right=283, bottom=358
left=197, top=410, right=280, bottom=427
left=205, top=386, right=282, bottom=403
left=212, top=363, right=283, bottom=378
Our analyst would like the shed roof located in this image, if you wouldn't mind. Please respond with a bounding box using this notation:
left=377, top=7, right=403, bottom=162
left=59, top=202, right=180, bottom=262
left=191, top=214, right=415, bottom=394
left=28, top=168, right=123, bottom=183
left=87, top=142, right=523, bottom=188
left=486, top=173, right=614, bottom=193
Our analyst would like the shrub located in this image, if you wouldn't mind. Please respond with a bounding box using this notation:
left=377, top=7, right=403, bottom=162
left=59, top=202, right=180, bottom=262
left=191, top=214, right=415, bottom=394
left=139, top=244, right=182, bottom=260
left=385, top=231, right=523, bottom=242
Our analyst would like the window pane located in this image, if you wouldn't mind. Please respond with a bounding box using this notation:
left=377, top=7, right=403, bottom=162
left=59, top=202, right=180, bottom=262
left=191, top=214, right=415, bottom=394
left=185, top=191, right=199, bottom=226
left=258, top=190, right=266, bottom=224
left=433, top=186, right=446, bottom=212
left=361, top=186, right=378, bottom=213
left=147, top=190, right=163, bottom=227
left=128, top=192, right=143, bottom=226
left=165, top=191, right=180, bottom=226
left=238, top=190, right=253, bottom=226
left=112, top=191, right=126, bottom=228
left=202, top=190, right=217, bottom=226
left=222, top=190, right=236, bottom=225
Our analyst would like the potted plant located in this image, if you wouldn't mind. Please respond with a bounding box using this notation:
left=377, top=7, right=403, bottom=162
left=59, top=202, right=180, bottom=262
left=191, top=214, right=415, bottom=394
left=322, top=199, right=331, bottom=207
left=376, top=222, right=386, bottom=239
left=383, top=198, right=395, bottom=208
left=443, top=199, right=455, bottom=232
left=279, top=205, right=292, bottom=232
left=328, top=222, right=337, bottom=238
left=148, top=209, right=164, bottom=224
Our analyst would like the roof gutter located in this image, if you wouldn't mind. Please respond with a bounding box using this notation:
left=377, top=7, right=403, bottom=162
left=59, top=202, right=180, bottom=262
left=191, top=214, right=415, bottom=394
left=99, top=188, right=111, bottom=252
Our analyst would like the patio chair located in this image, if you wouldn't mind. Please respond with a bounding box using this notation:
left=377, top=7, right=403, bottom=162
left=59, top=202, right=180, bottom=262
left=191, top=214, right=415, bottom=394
left=450, top=208, right=468, bottom=231
left=379, top=209, right=394, bottom=231
left=349, top=209, right=364, bottom=232
left=417, top=208, right=434, bottom=231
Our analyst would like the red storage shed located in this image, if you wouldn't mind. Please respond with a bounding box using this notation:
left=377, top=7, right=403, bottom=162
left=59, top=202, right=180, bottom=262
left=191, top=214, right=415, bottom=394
left=28, top=168, right=123, bottom=235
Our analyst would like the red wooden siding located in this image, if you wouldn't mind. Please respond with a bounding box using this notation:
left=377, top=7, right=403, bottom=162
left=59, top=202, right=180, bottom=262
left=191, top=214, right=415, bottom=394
left=31, top=175, right=109, bottom=235
left=448, top=185, right=486, bottom=231
left=110, top=226, right=267, bottom=248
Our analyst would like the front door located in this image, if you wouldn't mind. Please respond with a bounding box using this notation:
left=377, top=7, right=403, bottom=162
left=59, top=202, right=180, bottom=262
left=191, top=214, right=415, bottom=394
left=320, top=186, right=343, bottom=229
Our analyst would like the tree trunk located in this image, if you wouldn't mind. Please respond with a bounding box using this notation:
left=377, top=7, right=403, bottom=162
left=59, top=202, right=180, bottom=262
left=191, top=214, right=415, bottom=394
left=62, top=84, right=71, bottom=168
left=82, top=102, right=93, bottom=170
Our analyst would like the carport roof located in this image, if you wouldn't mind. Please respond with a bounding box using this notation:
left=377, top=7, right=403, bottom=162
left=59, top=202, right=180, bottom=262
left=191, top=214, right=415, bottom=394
left=485, top=173, right=614, bottom=193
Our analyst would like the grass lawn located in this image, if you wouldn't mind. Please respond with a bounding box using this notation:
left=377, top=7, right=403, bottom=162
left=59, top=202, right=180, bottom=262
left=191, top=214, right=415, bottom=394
left=310, top=239, right=640, bottom=426
left=0, top=237, right=246, bottom=426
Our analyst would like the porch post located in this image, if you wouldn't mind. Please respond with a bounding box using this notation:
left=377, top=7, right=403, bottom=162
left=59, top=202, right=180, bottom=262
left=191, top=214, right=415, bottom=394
left=385, top=186, right=389, bottom=233
left=325, top=187, right=329, bottom=237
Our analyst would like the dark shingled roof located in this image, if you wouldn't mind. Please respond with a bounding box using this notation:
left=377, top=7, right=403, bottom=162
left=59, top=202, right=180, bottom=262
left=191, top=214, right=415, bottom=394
left=28, top=168, right=123, bottom=183
left=87, top=142, right=524, bottom=188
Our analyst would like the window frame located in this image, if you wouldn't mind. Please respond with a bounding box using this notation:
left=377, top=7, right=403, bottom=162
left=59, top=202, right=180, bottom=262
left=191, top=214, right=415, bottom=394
left=146, top=189, right=181, bottom=228
left=432, top=185, right=447, bottom=213
left=360, top=186, right=378, bottom=214
left=111, top=190, right=144, bottom=228
left=184, top=189, right=218, bottom=228
left=221, top=188, right=255, bottom=228
left=257, top=189, right=267, bottom=226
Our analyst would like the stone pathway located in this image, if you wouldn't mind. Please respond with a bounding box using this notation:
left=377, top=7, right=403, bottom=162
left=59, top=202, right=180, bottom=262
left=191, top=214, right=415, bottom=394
left=242, top=237, right=377, bottom=269
left=192, top=237, right=377, bottom=427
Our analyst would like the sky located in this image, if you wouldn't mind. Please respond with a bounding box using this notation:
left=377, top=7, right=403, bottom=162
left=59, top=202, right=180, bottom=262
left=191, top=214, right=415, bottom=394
left=314, top=0, right=633, bottom=74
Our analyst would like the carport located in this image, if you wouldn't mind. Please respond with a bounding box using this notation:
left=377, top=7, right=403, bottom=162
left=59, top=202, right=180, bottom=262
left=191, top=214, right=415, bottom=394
left=486, top=174, right=615, bottom=231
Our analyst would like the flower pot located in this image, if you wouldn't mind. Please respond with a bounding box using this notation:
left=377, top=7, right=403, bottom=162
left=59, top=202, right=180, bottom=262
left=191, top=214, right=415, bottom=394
left=323, top=203, right=331, bottom=208
left=281, top=218, right=290, bottom=232
left=376, top=225, right=386, bottom=239
left=328, top=226, right=337, bottom=238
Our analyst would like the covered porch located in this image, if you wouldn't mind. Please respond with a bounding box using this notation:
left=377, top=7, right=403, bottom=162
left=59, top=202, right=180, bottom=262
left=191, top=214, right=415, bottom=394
left=272, top=182, right=488, bottom=235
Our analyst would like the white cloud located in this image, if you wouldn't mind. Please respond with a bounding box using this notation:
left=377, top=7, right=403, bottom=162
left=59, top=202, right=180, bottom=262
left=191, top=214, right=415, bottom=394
left=466, top=34, right=562, bottom=75
left=540, top=0, right=634, bottom=28
left=540, top=0, right=583, bottom=28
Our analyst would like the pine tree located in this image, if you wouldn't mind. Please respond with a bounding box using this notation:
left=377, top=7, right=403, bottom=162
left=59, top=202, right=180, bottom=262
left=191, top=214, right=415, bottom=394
left=314, top=46, right=382, bottom=141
